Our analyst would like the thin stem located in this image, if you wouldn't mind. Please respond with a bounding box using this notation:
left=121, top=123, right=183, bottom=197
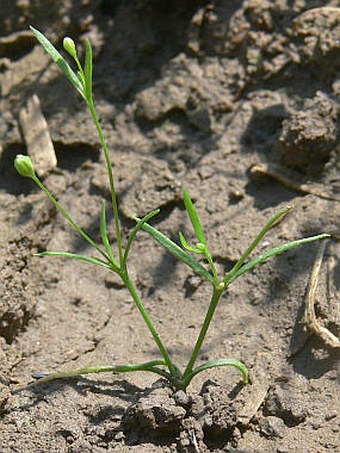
left=32, top=175, right=109, bottom=261
left=121, top=270, right=177, bottom=377
left=72, top=53, right=85, bottom=87
left=87, top=99, right=124, bottom=266
left=183, top=286, right=224, bottom=377
left=205, top=251, right=219, bottom=285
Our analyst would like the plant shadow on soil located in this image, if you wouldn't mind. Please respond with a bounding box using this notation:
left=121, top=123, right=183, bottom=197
left=91, top=0, right=243, bottom=101
left=241, top=104, right=303, bottom=209
left=25, top=377, right=146, bottom=406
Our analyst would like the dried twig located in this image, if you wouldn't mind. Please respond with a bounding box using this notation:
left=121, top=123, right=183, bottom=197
left=19, top=94, right=57, bottom=177
left=250, top=164, right=340, bottom=202
left=304, top=241, right=340, bottom=349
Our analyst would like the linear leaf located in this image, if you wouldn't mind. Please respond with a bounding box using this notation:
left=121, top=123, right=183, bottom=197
left=225, top=206, right=293, bottom=284
left=84, top=38, right=93, bottom=100
left=141, top=222, right=214, bottom=284
left=28, top=360, right=170, bottom=387
left=183, top=189, right=207, bottom=245
left=185, top=358, right=249, bottom=386
left=179, top=231, right=202, bottom=253
left=35, top=251, right=113, bottom=270
left=228, top=233, right=330, bottom=285
left=30, top=26, right=85, bottom=98
left=124, top=210, right=160, bottom=262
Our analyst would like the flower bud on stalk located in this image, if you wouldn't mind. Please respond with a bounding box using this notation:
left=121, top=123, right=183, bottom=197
left=63, top=37, right=77, bottom=59
left=196, top=242, right=206, bottom=253
left=14, top=155, right=36, bottom=179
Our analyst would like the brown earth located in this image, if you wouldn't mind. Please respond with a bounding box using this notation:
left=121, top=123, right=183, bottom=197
left=0, top=1, right=339, bottom=452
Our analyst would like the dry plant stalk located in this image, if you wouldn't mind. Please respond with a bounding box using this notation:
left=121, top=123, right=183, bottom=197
left=250, top=163, right=340, bottom=202
left=304, top=241, right=340, bottom=349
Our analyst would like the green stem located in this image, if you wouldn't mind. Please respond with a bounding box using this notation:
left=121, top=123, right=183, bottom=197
left=183, top=286, right=224, bottom=377
left=121, top=270, right=177, bottom=377
left=205, top=251, right=219, bottom=286
left=74, top=55, right=85, bottom=82
left=87, top=99, right=124, bottom=266
left=32, top=175, right=109, bottom=260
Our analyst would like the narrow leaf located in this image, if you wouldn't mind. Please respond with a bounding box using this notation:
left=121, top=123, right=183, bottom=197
left=186, top=358, right=249, bottom=385
left=228, top=233, right=330, bottom=285
left=27, top=360, right=169, bottom=387
left=84, top=38, right=93, bottom=100
left=124, top=209, right=160, bottom=262
left=141, top=222, right=214, bottom=284
left=179, top=231, right=203, bottom=253
left=225, top=205, right=293, bottom=283
left=183, top=189, right=206, bottom=245
left=100, top=201, right=116, bottom=265
left=30, top=26, right=85, bottom=98
left=35, top=251, right=114, bottom=270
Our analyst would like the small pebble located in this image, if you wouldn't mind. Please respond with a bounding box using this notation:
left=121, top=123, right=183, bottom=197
left=174, top=390, right=190, bottom=407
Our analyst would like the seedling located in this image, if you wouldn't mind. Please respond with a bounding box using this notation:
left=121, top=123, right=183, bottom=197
left=15, top=27, right=330, bottom=391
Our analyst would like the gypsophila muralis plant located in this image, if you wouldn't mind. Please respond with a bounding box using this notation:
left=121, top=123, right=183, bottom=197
left=14, top=27, right=330, bottom=391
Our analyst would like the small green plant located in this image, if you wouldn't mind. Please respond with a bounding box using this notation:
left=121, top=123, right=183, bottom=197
left=15, top=27, right=330, bottom=391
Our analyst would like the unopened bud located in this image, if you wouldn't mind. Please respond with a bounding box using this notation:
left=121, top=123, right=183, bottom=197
left=63, top=37, right=77, bottom=59
left=217, top=282, right=225, bottom=291
left=196, top=242, right=206, bottom=252
left=14, top=154, right=36, bottom=178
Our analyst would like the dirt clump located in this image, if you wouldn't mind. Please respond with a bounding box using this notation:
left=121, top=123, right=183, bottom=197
left=122, top=380, right=249, bottom=452
left=279, top=91, right=338, bottom=173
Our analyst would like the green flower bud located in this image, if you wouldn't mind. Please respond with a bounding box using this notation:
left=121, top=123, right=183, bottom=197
left=196, top=242, right=206, bottom=252
left=63, top=37, right=77, bottom=59
left=14, top=154, right=36, bottom=178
